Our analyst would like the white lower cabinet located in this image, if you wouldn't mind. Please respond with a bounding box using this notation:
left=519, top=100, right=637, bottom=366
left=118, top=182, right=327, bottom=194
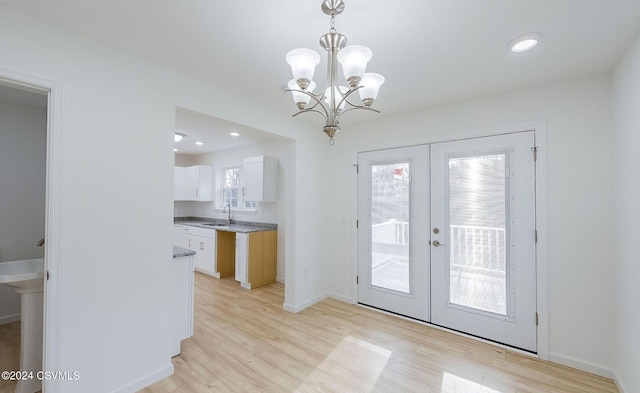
left=235, top=233, right=248, bottom=287
left=182, top=227, right=218, bottom=278
left=171, top=253, right=194, bottom=357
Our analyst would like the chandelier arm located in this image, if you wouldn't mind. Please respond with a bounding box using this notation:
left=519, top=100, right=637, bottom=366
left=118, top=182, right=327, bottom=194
left=336, top=106, right=381, bottom=120
left=336, top=86, right=364, bottom=109
left=286, top=88, right=331, bottom=119
left=292, top=108, right=328, bottom=121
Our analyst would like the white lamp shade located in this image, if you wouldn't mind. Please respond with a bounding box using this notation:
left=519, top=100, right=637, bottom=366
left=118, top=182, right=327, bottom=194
left=337, top=45, right=372, bottom=80
left=359, top=73, right=385, bottom=101
left=288, top=79, right=316, bottom=105
left=324, top=86, right=349, bottom=111
left=286, top=48, right=321, bottom=81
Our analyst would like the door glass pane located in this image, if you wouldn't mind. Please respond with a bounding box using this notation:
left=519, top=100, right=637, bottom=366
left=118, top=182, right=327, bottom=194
left=447, top=154, right=507, bottom=315
left=370, top=162, right=410, bottom=293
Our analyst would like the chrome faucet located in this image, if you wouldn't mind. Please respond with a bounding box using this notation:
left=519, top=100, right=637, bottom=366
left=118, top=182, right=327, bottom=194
left=223, top=203, right=232, bottom=224
left=36, top=238, right=45, bottom=247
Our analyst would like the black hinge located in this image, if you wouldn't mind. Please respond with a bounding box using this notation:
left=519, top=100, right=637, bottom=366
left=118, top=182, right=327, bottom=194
left=532, top=146, right=538, bottom=161
left=356, top=220, right=359, bottom=229
left=535, top=312, right=539, bottom=326
left=535, top=230, right=538, bottom=243
left=356, top=275, right=359, bottom=284
left=47, top=271, right=50, bottom=280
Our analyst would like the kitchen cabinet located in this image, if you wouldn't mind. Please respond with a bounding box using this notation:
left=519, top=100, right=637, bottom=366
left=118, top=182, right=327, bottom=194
left=174, top=165, right=213, bottom=201
left=182, top=226, right=218, bottom=277
left=243, top=156, right=278, bottom=202
left=225, top=230, right=277, bottom=289
left=171, top=251, right=194, bottom=357
left=235, top=233, right=248, bottom=283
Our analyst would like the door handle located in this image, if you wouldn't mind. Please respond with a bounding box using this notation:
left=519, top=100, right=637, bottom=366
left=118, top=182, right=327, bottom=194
left=432, top=240, right=446, bottom=247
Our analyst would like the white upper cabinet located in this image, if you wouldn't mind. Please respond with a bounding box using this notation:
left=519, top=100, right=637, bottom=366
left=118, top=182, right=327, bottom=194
left=243, top=156, right=278, bottom=202
left=174, top=165, right=213, bottom=201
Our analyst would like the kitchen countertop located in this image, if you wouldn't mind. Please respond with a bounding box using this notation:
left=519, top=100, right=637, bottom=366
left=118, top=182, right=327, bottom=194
left=174, top=217, right=277, bottom=234
left=173, top=245, right=196, bottom=258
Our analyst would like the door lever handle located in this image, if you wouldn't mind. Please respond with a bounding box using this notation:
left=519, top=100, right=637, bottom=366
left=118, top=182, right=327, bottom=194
left=432, top=240, right=446, bottom=247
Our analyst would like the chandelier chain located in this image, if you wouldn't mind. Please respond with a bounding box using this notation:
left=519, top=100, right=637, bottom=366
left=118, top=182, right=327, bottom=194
left=330, top=14, right=336, bottom=34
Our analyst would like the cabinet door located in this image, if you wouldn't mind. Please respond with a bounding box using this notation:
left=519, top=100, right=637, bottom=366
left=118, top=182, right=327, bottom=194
left=243, top=157, right=264, bottom=202
left=184, top=228, right=218, bottom=277
left=184, top=166, right=199, bottom=200
left=235, top=233, right=248, bottom=283
left=243, top=156, right=278, bottom=202
left=198, top=236, right=216, bottom=276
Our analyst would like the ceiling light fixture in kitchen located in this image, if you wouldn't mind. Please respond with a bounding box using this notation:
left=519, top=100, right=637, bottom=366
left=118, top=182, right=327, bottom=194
left=285, top=0, right=384, bottom=145
left=230, top=132, right=240, bottom=137
left=508, top=32, right=543, bottom=53
left=195, top=141, right=204, bottom=146
left=174, top=132, right=186, bottom=142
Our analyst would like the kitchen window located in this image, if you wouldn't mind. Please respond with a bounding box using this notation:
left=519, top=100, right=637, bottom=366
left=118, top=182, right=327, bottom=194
left=221, top=165, right=256, bottom=209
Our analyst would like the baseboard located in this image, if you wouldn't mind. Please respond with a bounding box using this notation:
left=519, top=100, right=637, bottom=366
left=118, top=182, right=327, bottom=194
left=327, top=292, right=355, bottom=305
left=276, top=275, right=285, bottom=284
left=614, top=370, right=628, bottom=393
left=0, top=313, right=20, bottom=325
left=110, top=363, right=173, bottom=393
left=282, top=292, right=330, bottom=313
left=548, top=352, right=614, bottom=379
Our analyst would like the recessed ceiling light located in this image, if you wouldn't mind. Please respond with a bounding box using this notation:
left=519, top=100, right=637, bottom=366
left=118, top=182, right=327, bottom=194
left=508, top=32, right=543, bottom=53
left=174, top=132, right=186, bottom=142
left=174, top=148, right=178, bottom=152
left=195, top=141, right=204, bottom=146
left=230, top=132, right=240, bottom=137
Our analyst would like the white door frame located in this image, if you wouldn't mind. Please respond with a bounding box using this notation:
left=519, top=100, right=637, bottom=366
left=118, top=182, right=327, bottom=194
left=1, top=63, right=66, bottom=392
left=350, top=121, right=549, bottom=360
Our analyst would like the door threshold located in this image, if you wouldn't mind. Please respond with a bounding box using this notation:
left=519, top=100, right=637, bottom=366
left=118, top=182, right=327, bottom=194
left=357, top=302, right=538, bottom=358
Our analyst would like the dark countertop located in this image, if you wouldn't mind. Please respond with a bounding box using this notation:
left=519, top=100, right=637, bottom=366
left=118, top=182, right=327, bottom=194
left=174, top=217, right=277, bottom=234
left=173, top=246, right=196, bottom=258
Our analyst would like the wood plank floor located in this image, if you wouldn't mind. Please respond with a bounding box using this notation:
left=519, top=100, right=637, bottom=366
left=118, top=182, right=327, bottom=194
left=140, top=273, right=618, bottom=393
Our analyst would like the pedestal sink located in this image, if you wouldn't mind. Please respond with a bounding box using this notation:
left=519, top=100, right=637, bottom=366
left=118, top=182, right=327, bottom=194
left=0, top=258, right=44, bottom=393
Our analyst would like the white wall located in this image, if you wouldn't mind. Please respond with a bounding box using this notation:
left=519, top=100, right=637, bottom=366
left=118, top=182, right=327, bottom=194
left=0, top=5, right=322, bottom=392
left=176, top=139, right=295, bottom=282
left=0, top=99, right=46, bottom=324
left=322, top=75, right=616, bottom=375
left=612, top=31, right=640, bottom=393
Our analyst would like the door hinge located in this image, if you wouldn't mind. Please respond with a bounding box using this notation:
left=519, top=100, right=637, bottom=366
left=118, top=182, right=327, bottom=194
left=353, top=164, right=358, bottom=174
left=535, top=230, right=538, bottom=243
left=532, top=146, right=538, bottom=161
left=46, top=271, right=50, bottom=280
left=356, top=220, right=359, bottom=229
left=356, top=275, right=359, bottom=284
left=535, top=312, right=539, bottom=326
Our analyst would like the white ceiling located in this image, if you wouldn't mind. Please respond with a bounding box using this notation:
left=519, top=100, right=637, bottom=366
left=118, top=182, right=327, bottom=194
left=174, top=107, right=289, bottom=154
left=2, top=0, right=640, bottom=151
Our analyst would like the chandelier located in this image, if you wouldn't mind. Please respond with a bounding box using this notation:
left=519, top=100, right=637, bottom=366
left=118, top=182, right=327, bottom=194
left=285, top=0, right=385, bottom=144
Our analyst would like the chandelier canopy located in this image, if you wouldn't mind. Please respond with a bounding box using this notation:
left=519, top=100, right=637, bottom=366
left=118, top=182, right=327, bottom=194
left=285, top=0, right=385, bottom=144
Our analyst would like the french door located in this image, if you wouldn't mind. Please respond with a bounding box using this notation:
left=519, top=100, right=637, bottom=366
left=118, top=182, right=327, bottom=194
left=357, top=132, right=537, bottom=352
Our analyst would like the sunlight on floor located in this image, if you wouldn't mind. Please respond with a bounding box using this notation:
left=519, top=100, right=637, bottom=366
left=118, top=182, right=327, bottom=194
left=295, top=335, right=391, bottom=392
left=442, top=371, right=503, bottom=393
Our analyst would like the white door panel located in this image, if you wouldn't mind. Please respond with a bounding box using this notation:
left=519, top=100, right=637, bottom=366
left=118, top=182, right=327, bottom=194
left=430, top=132, right=536, bottom=351
left=357, top=146, right=430, bottom=321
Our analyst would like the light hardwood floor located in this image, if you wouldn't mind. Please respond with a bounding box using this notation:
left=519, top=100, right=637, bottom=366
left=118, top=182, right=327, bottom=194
left=140, top=273, right=618, bottom=393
